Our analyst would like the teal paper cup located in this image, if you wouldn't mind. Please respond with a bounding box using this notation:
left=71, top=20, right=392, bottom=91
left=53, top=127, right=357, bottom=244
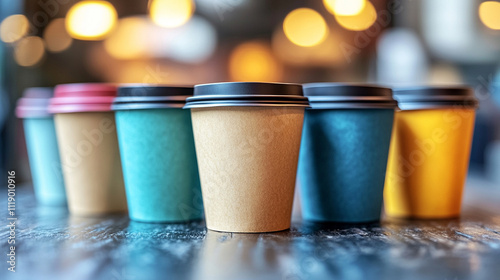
left=298, top=84, right=398, bottom=223
left=16, top=88, right=66, bottom=205
left=113, top=85, right=203, bottom=223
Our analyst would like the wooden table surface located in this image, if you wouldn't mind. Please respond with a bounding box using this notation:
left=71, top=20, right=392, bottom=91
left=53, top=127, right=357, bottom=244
left=2, top=176, right=500, bottom=280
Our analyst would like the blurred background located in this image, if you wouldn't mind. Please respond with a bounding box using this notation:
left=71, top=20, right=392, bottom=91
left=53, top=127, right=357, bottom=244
left=1, top=0, right=500, bottom=185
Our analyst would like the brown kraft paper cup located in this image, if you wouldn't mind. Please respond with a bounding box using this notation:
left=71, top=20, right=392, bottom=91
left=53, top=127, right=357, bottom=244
left=191, top=106, right=305, bottom=233
left=54, top=112, right=127, bottom=215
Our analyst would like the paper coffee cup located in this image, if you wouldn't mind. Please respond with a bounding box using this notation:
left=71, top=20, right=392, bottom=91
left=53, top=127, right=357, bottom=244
left=384, top=87, right=478, bottom=219
left=16, top=88, right=66, bottom=206
left=113, top=85, right=203, bottom=223
left=49, top=84, right=127, bottom=216
left=299, top=84, right=398, bottom=223
left=185, top=82, right=309, bottom=233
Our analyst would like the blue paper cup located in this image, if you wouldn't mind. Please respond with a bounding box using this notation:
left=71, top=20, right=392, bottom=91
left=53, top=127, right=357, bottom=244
left=114, top=86, right=203, bottom=223
left=16, top=88, right=66, bottom=206
left=298, top=84, right=397, bottom=223
left=23, top=118, right=66, bottom=205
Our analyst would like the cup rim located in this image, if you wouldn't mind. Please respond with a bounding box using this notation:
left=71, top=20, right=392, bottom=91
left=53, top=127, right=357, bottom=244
left=185, top=82, right=308, bottom=108
left=303, top=83, right=398, bottom=109
left=49, top=83, right=117, bottom=114
left=16, top=87, right=54, bottom=118
left=113, top=85, right=194, bottom=110
left=393, top=86, right=479, bottom=110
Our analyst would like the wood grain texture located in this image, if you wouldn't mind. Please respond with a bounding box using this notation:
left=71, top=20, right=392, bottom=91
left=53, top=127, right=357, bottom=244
left=1, top=178, right=499, bottom=280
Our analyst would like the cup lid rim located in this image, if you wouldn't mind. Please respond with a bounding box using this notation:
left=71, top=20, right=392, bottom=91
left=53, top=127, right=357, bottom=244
left=193, top=82, right=303, bottom=96
left=117, top=84, right=193, bottom=96
left=50, top=83, right=117, bottom=113
left=302, top=83, right=397, bottom=109
left=114, top=85, right=194, bottom=110
left=112, top=96, right=189, bottom=110
left=392, top=86, right=479, bottom=110
left=16, top=87, right=54, bottom=118
left=187, top=82, right=307, bottom=108
left=54, top=83, right=117, bottom=96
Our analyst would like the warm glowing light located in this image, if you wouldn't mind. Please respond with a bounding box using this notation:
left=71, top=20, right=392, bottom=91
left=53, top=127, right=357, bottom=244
left=103, top=16, right=217, bottom=63
left=323, top=0, right=366, bottom=16
left=149, top=0, right=195, bottom=28
left=104, top=17, right=150, bottom=60
left=335, top=0, right=377, bottom=31
left=272, top=25, right=346, bottom=67
left=44, top=18, right=73, bottom=52
left=14, top=36, right=45, bottom=67
left=0, top=14, right=29, bottom=43
left=229, top=40, right=282, bottom=82
left=479, top=1, right=500, bottom=30
left=65, top=1, right=117, bottom=40
left=283, top=8, right=328, bottom=47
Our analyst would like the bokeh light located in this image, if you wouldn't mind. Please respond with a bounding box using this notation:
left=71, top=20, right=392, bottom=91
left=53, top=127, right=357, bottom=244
left=272, top=25, right=346, bottom=67
left=88, top=43, right=199, bottom=84
left=149, top=0, right=195, bottom=28
left=196, top=0, right=248, bottom=17
left=323, top=0, right=366, bottom=16
left=103, top=16, right=216, bottom=63
left=334, top=0, right=377, bottom=31
left=65, top=1, right=117, bottom=40
left=14, top=36, right=45, bottom=67
left=0, top=14, right=29, bottom=43
left=229, top=40, right=282, bottom=82
left=479, top=1, right=500, bottom=30
left=104, top=17, right=151, bottom=60
left=283, top=8, right=328, bottom=47
left=43, top=18, right=73, bottom=53
left=163, top=16, right=217, bottom=64
left=376, top=28, right=427, bottom=85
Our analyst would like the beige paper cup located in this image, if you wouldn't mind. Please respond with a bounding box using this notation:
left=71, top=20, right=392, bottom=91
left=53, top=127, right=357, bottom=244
left=191, top=107, right=304, bottom=232
left=54, top=112, right=127, bottom=215
left=49, top=83, right=127, bottom=216
left=185, top=82, right=309, bottom=233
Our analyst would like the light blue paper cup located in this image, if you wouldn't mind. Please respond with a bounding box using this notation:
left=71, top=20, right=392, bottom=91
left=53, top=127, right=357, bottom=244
left=298, top=84, right=397, bottom=223
left=114, top=86, right=203, bottom=223
left=16, top=88, right=66, bottom=206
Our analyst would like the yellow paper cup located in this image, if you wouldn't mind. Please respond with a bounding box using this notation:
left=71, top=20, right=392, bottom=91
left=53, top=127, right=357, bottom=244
left=384, top=87, right=478, bottom=219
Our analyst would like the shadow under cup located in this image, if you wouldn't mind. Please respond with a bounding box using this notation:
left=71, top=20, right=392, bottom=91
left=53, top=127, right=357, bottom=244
left=384, top=87, right=479, bottom=219
left=298, top=84, right=398, bottom=223
left=49, top=84, right=127, bottom=216
left=185, top=82, right=309, bottom=233
left=113, top=85, right=203, bottom=223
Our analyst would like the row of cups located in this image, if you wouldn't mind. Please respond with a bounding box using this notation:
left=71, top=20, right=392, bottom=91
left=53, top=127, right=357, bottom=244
left=16, top=82, right=478, bottom=233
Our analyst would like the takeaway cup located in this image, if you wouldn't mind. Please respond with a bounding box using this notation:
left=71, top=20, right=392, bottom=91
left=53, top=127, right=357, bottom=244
left=16, top=87, right=66, bottom=205
left=48, top=83, right=127, bottom=216
left=113, top=85, right=203, bottom=223
left=384, top=86, right=478, bottom=219
left=298, top=84, right=398, bottom=223
left=184, top=82, right=309, bottom=233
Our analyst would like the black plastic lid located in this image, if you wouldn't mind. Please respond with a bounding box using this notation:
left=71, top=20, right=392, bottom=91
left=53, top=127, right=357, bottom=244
left=112, top=84, right=193, bottom=110
left=184, top=82, right=309, bottom=109
left=393, top=86, right=479, bottom=110
left=303, top=83, right=398, bottom=109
